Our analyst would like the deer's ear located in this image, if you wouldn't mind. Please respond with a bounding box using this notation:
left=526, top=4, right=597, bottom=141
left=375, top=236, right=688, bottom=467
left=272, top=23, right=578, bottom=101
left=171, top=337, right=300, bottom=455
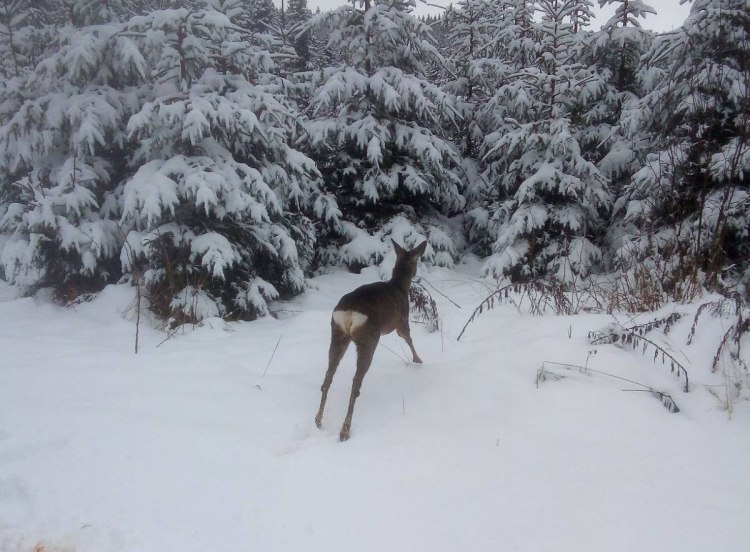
left=391, top=239, right=406, bottom=257
left=412, top=241, right=428, bottom=257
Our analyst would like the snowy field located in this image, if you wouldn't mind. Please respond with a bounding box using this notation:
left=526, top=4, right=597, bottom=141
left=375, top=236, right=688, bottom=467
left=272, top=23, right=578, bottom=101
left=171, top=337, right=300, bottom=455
left=0, top=265, right=748, bottom=552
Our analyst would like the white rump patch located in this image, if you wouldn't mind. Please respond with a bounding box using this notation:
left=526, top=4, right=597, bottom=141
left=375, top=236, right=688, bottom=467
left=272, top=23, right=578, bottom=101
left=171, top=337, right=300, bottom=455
left=332, top=310, right=369, bottom=335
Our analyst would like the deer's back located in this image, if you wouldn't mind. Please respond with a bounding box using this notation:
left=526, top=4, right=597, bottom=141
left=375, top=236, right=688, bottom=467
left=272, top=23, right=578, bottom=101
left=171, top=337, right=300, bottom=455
left=333, top=281, right=407, bottom=336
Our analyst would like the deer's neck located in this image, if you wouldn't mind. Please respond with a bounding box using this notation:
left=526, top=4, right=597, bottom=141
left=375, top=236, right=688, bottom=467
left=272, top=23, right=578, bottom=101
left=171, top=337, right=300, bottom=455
left=390, top=265, right=413, bottom=294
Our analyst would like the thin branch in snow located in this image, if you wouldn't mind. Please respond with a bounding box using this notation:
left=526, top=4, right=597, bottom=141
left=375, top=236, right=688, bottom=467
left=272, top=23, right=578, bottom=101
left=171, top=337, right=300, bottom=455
left=263, top=335, right=283, bottom=377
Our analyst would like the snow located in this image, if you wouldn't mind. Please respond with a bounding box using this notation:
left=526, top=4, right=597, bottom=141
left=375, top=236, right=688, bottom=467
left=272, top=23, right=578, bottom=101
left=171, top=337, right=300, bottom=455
left=1, top=268, right=748, bottom=552
left=170, top=284, right=222, bottom=320
left=190, top=232, right=237, bottom=279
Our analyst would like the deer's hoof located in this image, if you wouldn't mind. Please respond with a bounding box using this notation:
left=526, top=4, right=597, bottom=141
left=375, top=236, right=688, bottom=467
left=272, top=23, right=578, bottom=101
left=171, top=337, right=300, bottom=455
left=315, top=416, right=323, bottom=429
left=413, top=357, right=423, bottom=364
left=339, top=426, right=350, bottom=442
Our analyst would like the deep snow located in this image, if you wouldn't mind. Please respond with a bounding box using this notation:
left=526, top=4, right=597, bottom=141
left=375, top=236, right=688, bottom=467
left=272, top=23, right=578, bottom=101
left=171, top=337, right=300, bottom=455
left=0, top=265, right=748, bottom=552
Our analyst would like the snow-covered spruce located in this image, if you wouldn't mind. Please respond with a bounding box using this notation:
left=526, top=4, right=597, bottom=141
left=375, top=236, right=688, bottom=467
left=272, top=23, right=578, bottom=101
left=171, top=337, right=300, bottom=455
left=611, top=0, right=750, bottom=298
left=303, top=0, right=465, bottom=270
left=0, top=18, right=143, bottom=297
left=471, top=0, right=613, bottom=283
left=120, top=7, right=321, bottom=322
left=0, top=4, right=323, bottom=321
left=439, top=0, right=529, bottom=160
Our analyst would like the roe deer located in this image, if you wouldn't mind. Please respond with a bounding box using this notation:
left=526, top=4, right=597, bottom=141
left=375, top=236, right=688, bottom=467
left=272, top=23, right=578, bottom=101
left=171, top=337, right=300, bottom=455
left=315, top=239, right=428, bottom=441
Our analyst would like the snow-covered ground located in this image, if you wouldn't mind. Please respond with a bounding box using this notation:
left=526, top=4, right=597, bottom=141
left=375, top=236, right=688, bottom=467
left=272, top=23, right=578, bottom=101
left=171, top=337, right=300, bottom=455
left=1, top=265, right=748, bottom=552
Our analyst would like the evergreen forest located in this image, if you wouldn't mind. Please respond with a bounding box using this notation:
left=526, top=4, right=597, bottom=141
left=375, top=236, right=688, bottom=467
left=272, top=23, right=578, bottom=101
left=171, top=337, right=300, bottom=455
left=0, top=0, right=747, bottom=322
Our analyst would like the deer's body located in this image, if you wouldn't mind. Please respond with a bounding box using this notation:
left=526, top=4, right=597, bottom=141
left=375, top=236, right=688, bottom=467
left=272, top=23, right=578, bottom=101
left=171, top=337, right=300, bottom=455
left=315, top=240, right=427, bottom=441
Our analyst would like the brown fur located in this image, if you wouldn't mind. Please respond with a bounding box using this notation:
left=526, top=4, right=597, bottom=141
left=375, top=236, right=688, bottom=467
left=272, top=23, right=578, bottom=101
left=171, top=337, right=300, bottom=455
left=315, top=239, right=427, bottom=441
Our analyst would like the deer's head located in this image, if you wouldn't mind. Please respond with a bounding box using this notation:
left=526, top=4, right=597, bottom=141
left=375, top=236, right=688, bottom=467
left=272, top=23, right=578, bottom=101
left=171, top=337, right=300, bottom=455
left=391, top=239, right=427, bottom=286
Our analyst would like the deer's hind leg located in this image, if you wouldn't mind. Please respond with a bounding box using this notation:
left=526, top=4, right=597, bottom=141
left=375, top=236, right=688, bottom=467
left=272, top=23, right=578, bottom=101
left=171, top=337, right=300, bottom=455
left=315, top=324, right=350, bottom=429
left=397, top=320, right=422, bottom=364
left=339, top=335, right=378, bottom=442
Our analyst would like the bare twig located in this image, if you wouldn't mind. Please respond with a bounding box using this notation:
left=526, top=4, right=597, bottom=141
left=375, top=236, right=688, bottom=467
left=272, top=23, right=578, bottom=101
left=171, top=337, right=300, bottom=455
left=457, top=283, right=516, bottom=341
left=457, top=281, right=571, bottom=341
left=135, top=283, right=141, bottom=354
left=417, top=277, right=462, bottom=309
left=537, top=361, right=680, bottom=413
left=156, top=326, right=183, bottom=348
left=263, top=335, right=283, bottom=377
left=378, top=341, right=410, bottom=366
left=589, top=327, right=690, bottom=392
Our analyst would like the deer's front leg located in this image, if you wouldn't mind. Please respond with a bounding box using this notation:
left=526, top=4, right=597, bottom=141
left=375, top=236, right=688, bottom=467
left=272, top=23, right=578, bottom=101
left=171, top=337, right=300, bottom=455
left=397, top=321, right=422, bottom=364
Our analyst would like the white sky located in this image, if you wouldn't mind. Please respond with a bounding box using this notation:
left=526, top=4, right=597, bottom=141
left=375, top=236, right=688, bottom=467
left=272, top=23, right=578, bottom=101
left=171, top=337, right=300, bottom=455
left=299, top=0, right=692, bottom=33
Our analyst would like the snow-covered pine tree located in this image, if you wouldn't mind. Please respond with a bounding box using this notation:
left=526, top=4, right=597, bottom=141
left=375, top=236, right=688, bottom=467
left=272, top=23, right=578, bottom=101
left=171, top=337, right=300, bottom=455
left=443, top=0, right=544, bottom=215
left=284, top=0, right=313, bottom=72
left=567, top=0, right=595, bottom=62
left=66, top=0, right=138, bottom=26
left=301, top=7, right=337, bottom=72
left=570, top=0, right=594, bottom=33
left=613, top=0, right=750, bottom=297
left=566, top=0, right=623, bottom=168
left=441, top=0, right=515, bottom=160
left=473, top=0, right=612, bottom=283
left=305, top=0, right=465, bottom=269
left=589, top=0, right=655, bottom=270
left=42, top=0, right=187, bottom=27
left=0, top=2, right=323, bottom=319
left=594, top=0, right=656, bottom=92
left=426, top=8, right=450, bottom=56
left=448, top=0, right=538, bottom=80
left=208, top=0, right=244, bottom=19
left=506, top=0, right=539, bottom=70
left=239, top=0, right=278, bottom=34
left=0, top=13, right=146, bottom=297
left=0, top=0, right=32, bottom=78
left=121, top=5, right=322, bottom=322
left=0, top=0, right=61, bottom=78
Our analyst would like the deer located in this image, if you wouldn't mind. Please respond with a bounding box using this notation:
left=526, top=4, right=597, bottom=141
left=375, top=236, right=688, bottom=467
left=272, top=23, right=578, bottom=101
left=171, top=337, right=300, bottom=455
left=315, top=239, right=428, bottom=441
